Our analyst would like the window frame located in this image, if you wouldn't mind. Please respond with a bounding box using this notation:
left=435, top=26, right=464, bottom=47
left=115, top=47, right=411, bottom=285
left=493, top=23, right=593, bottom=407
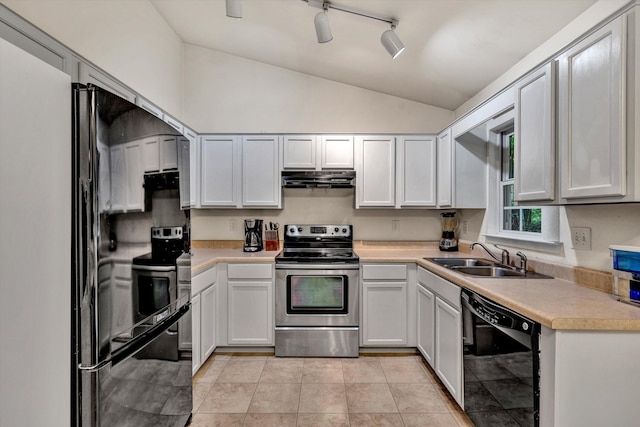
left=483, top=109, right=560, bottom=248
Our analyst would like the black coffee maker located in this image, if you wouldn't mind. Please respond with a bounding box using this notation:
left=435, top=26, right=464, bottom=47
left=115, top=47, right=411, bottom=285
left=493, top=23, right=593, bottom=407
left=243, top=219, right=264, bottom=252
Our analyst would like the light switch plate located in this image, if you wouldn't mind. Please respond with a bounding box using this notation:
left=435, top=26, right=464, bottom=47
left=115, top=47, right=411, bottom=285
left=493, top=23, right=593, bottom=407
left=570, top=227, right=591, bottom=250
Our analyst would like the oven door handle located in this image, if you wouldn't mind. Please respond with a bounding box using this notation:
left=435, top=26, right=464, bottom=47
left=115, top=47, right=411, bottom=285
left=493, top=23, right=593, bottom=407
left=132, top=265, right=176, bottom=272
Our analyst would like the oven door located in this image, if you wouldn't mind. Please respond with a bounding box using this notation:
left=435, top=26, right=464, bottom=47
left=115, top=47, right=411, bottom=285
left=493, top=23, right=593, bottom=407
left=275, top=265, right=359, bottom=327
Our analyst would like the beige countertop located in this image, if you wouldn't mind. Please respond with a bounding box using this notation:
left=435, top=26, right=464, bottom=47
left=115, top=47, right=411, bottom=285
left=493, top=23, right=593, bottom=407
left=186, top=242, right=640, bottom=332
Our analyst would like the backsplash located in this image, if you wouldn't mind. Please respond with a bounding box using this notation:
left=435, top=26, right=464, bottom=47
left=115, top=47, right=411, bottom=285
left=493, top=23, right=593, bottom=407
left=110, top=190, right=187, bottom=244
left=191, top=188, right=457, bottom=241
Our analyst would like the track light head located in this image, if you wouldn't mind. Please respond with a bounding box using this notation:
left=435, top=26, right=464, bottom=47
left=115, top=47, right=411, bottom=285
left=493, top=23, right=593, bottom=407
left=314, top=10, right=333, bottom=43
left=226, top=0, right=242, bottom=19
left=381, top=25, right=405, bottom=59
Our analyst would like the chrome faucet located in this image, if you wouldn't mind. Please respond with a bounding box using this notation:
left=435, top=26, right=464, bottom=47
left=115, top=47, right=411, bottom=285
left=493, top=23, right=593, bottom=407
left=516, top=251, right=528, bottom=273
left=470, top=242, right=510, bottom=265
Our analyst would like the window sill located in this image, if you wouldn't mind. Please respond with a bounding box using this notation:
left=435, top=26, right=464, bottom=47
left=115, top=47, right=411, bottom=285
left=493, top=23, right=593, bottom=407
left=483, top=233, right=562, bottom=253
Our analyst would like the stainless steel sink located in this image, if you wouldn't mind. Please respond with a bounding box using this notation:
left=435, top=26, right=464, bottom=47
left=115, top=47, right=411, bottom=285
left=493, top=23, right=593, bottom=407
left=450, top=266, right=525, bottom=277
left=424, top=257, right=552, bottom=279
left=424, top=257, right=500, bottom=267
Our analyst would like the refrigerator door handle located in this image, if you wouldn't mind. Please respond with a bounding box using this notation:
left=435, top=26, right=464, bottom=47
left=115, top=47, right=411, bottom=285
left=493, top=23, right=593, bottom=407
left=78, top=303, right=189, bottom=372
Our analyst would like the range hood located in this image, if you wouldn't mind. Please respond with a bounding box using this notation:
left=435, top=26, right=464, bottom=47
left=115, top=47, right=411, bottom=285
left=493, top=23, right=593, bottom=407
left=281, top=170, right=356, bottom=188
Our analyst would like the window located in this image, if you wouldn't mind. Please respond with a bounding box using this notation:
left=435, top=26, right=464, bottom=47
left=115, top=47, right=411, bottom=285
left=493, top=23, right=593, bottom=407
left=500, top=130, right=542, bottom=236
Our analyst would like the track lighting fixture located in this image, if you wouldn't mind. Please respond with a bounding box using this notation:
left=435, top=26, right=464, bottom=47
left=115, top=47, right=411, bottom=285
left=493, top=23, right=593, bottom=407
left=381, top=25, right=405, bottom=59
left=314, top=9, right=333, bottom=43
left=304, top=0, right=404, bottom=58
left=226, top=0, right=242, bottom=19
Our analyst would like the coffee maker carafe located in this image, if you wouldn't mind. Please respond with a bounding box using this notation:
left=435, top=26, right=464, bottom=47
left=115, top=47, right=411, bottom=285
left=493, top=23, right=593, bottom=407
left=243, top=219, right=264, bottom=252
left=439, top=212, right=459, bottom=252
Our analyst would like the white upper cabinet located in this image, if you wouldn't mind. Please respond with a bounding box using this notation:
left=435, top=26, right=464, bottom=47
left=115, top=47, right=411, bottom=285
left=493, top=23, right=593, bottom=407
left=437, top=128, right=453, bottom=208
left=514, top=62, right=556, bottom=202
left=177, top=136, right=191, bottom=209
left=282, top=135, right=354, bottom=170
left=200, top=135, right=241, bottom=207
left=124, top=141, right=144, bottom=211
left=283, top=135, right=317, bottom=169
left=321, top=135, right=354, bottom=169
left=136, top=96, right=163, bottom=119
left=242, top=135, right=282, bottom=208
left=355, top=135, right=396, bottom=208
left=108, top=141, right=145, bottom=213
left=558, top=16, right=626, bottom=200
left=396, top=135, right=437, bottom=207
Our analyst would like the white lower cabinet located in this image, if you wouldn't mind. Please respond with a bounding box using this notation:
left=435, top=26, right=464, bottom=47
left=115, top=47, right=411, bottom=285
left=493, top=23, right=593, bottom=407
left=361, top=263, right=416, bottom=346
left=434, top=296, right=463, bottom=402
left=190, top=266, right=217, bottom=374
left=416, top=283, right=435, bottom=365
left=226, top=263, right=274, bottom=345
left=191, top=293, right=202, bottom=374
left=417, top=266, right=463, bottom=406
left=111, top=261, right=132, bottom=338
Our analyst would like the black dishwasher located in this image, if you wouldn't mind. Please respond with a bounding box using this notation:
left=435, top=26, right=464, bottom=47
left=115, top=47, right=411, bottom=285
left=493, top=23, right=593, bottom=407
left=461, top=289, right=540, bottom=427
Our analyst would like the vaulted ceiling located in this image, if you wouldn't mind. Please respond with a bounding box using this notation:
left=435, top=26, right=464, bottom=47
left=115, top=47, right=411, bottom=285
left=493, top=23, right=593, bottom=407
left=151, top=0, right=597, bottom=111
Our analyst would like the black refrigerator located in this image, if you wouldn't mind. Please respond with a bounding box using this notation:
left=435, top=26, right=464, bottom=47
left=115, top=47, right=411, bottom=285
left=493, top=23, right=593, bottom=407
left=71, top=83, right=192, bottom=426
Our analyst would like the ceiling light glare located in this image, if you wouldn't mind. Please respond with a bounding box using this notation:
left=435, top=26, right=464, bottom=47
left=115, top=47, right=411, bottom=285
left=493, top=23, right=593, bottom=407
left=314, top=11, right=333, bottom=43
left=381, top=27, right=405, bottom=59
left=226, top=0, right=242, bottom=19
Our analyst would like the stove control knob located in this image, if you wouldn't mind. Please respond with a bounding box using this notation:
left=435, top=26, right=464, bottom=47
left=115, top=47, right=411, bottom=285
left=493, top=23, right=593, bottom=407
left=522, top=322, right=529, bottom=331
left=289, top=227, right=296, bottom=233
left=342, top=228, right=347, bottom=233
left=298, top=227, right=303, bottom=232
left=334, top=227, right=339, bottom=233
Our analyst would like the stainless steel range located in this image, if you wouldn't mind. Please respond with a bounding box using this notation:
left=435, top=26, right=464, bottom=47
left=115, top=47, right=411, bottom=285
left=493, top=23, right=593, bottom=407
left=275, top=224, right=359, bottom=357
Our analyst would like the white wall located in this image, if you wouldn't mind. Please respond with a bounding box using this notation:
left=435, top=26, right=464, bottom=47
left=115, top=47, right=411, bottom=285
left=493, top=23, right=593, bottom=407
left=1, top=0, right=184, bottom=119
left=193, top=189, right=451, bottom=242
left=455, top=0, right=631, bottom=118
left=183, top=44, right=454, bottom=134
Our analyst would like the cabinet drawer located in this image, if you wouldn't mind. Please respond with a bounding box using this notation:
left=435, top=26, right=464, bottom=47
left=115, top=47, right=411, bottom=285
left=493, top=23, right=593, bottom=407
left=362, top=264, right=407, bottom=280
left=228, top=263, right=273, bottom=279
left=418, top=267, right=461, bottom=309
left=112, top=262, right=132, bottom=280
left=192, top=266, right=216, bottom=295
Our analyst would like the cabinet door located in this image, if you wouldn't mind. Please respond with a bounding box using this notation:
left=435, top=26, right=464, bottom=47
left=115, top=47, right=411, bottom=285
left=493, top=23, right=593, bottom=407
left=177, top=137, right=191, bottom=209
left=228, top=281, right=273, bottom=345
left=178, top=285, right=192, bottom=351
left=417, top=283, right=435, bottom=366
left=355, top=136, right=395, bottom=207
left=109, top=144, right=125, bottom=212
left=112, top=278, right=132, bottom=338
left=124, top=142, right=144, bottom=211
left=321, top=135, right=354, bottom=169
left=362, top=281, right=407, bottom=346
left=189, top=136, right=198, bottom=207
left=160, top=136, right=178, bottom=170
left=200, top=135, right=241, bottom=207
left=242, top=135, right=281, bottom=208
left=435, top=296, right=463, bottom=406
left=515, top=62, right=556, bottom=201
left=397, top=135, right=436, bottom=207
left=200, top=284, right=216, bottom=363
left=97, top=140, right=111, bottom=213
left=437, top=128, right=453, bottom=208
left=191, top=293, right=201, bottom=375
left=283, top=135, right=317, bottom=169
left=141, top=136, right=160, bottom=173
left=558, top=17, right=626, bottom=199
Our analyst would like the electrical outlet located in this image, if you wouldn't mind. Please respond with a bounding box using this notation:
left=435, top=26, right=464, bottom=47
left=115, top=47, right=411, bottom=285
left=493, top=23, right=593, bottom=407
left=391, top=220, right=400, bottom=232
left=230, top=219, right=238, bottom=232
left=571, top=227, right=591, bottom=250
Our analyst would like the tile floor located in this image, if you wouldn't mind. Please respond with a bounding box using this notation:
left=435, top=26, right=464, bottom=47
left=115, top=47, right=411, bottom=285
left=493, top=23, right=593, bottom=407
left=190, top=354, right=473, bottom=426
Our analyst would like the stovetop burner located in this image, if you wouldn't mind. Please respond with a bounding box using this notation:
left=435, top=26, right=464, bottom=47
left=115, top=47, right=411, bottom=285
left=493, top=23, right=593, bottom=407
left=276, top=224, right=358, bottom=264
